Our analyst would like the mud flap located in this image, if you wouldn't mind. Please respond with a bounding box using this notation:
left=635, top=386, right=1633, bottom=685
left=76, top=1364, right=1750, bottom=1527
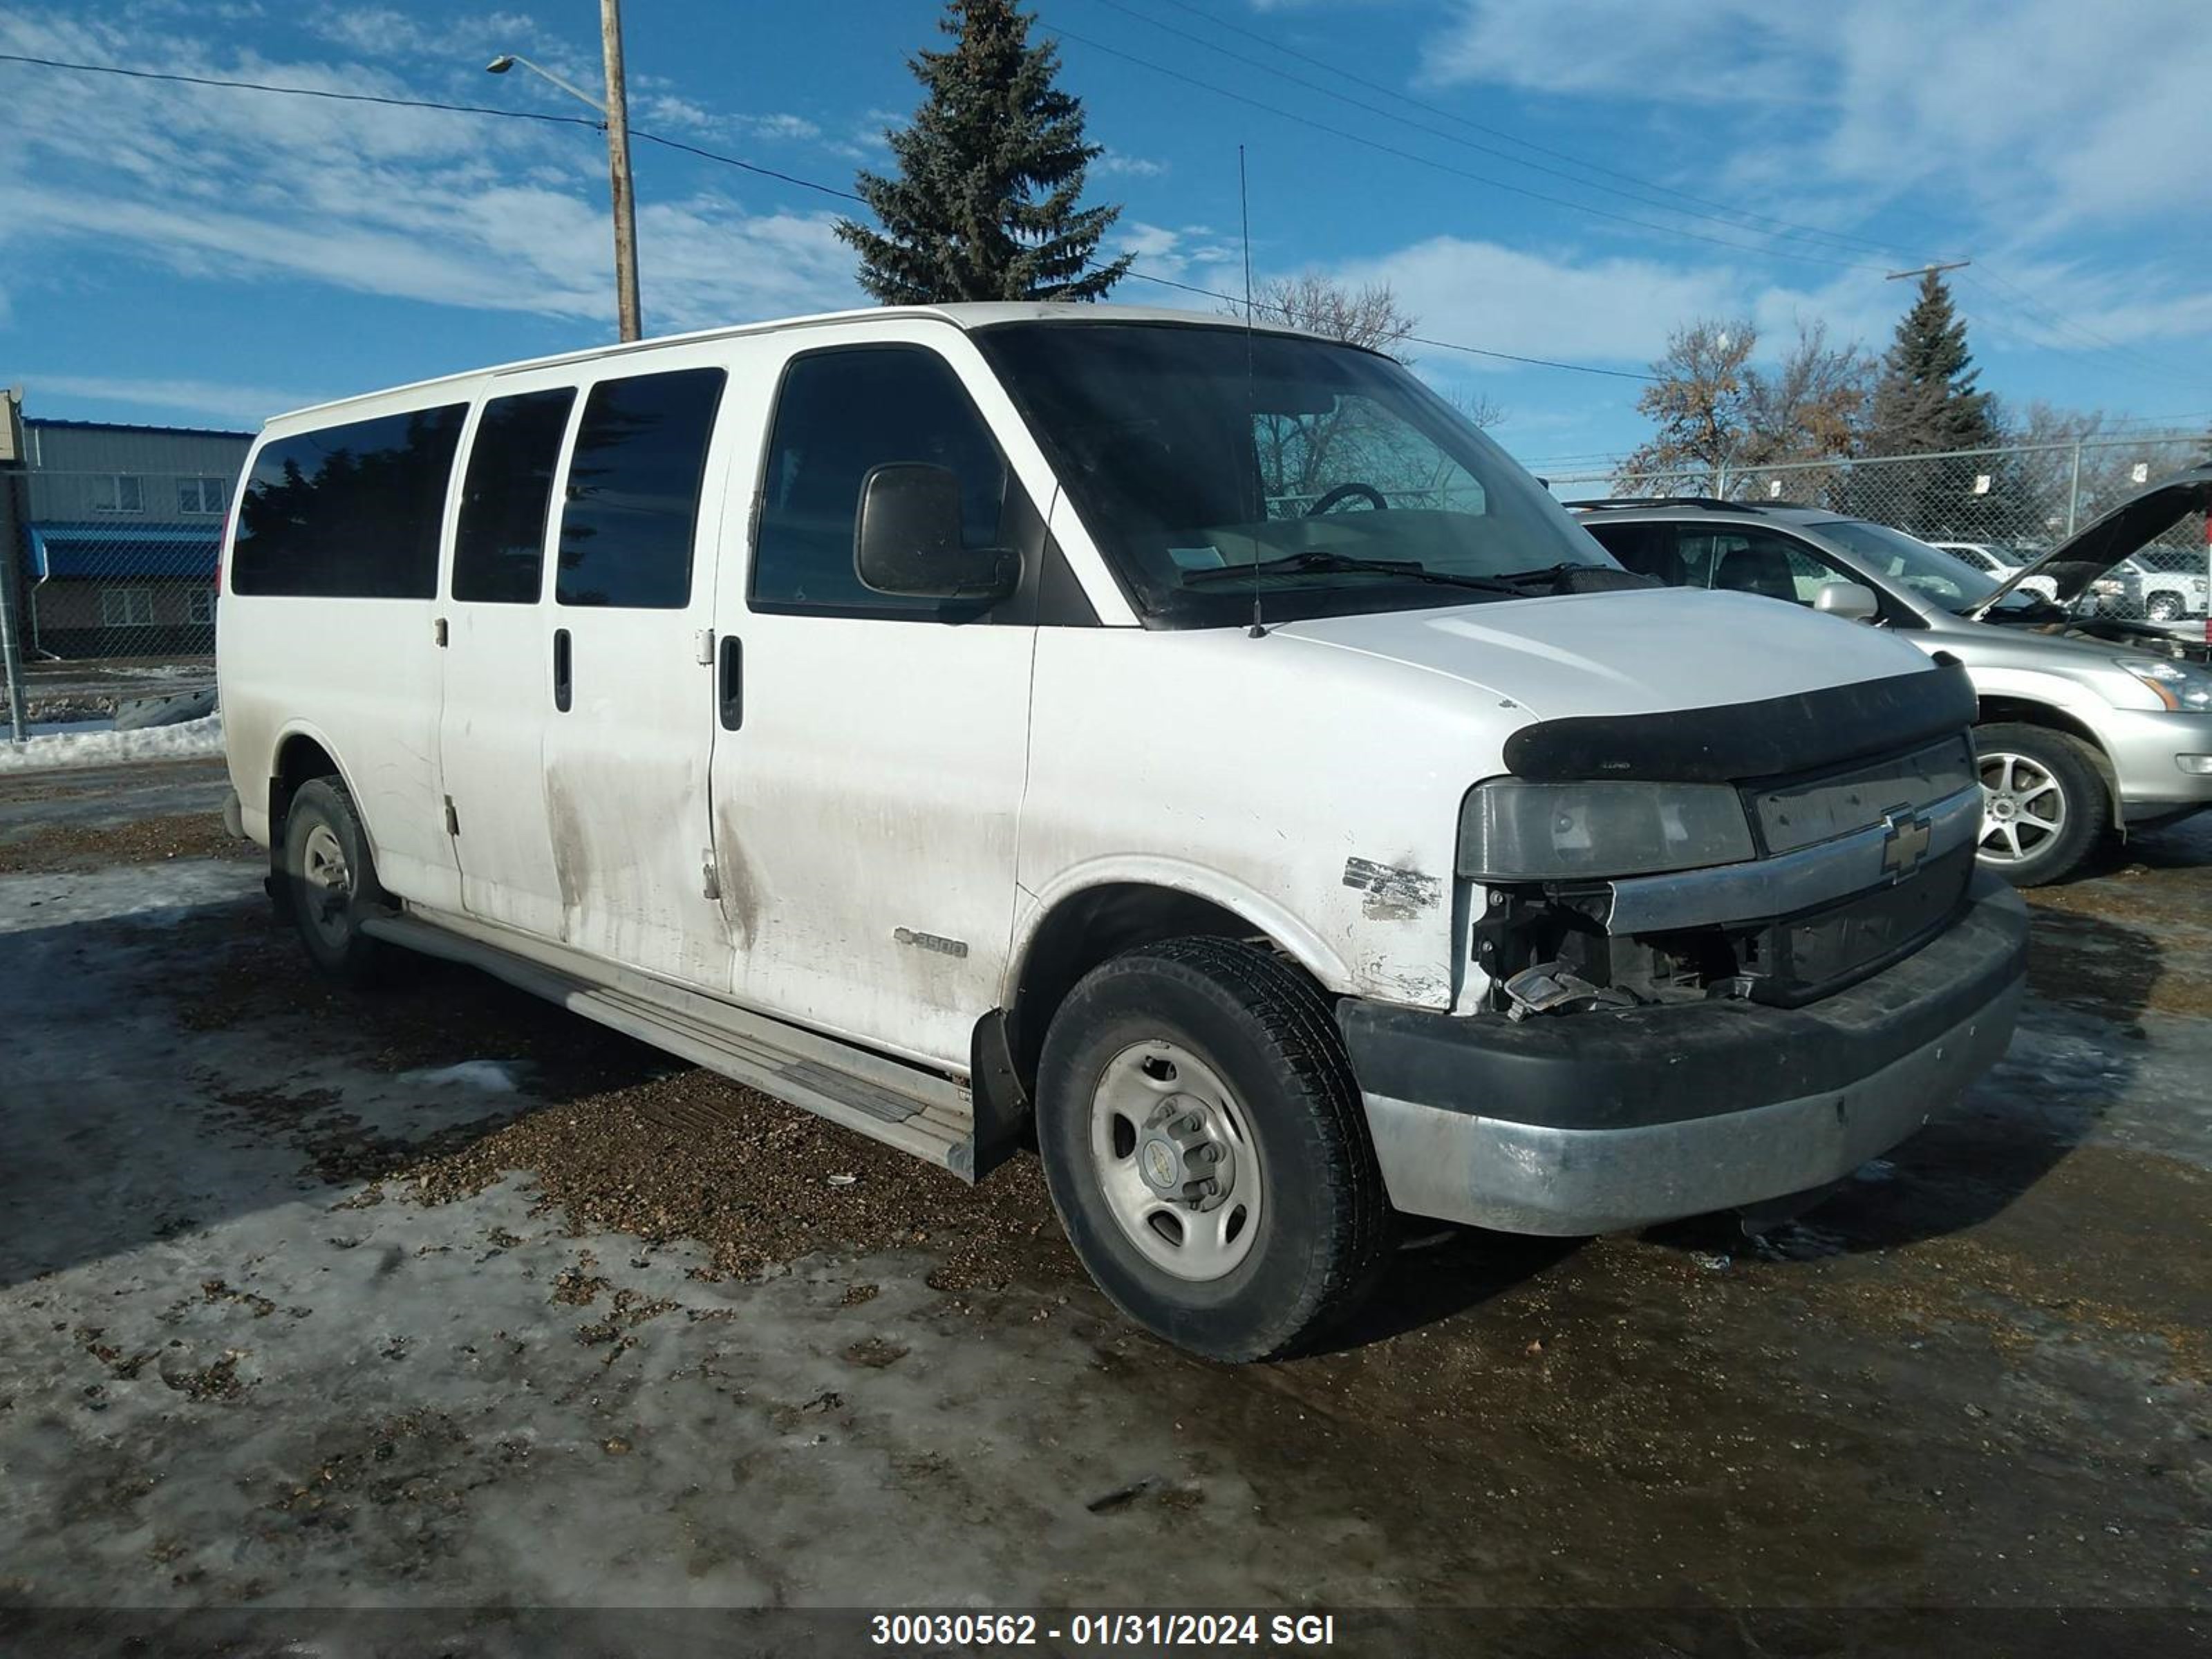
left=966, top=1009, right=1031, bottom=1181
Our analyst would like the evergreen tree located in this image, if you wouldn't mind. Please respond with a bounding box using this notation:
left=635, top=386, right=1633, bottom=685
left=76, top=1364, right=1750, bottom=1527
left=1859, top=272, right=2003, bottom=536
left=836, top=0, right=1132, bottom=303
left=1866, top=270, right=1998, bottom=454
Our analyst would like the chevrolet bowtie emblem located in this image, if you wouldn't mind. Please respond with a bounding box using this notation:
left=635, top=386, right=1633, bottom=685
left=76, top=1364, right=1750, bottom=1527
left=1880, top=809, right=1933, bottom=879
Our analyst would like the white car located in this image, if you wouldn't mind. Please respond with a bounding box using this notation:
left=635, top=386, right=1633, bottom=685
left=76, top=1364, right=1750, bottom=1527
left=1931, top=541, right=2059, bottom=602
left=216, top=303, right=2025, bottom=1360
left=2086, top=549, right=2211, bottom=623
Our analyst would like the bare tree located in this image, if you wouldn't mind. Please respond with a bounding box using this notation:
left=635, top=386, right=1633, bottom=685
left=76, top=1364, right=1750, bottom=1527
left=1742, top=319, right=1873, bottom=465
left=1618, top=318, right=1756, bottom=494
left=1237, top=273, right=1418, bottom=359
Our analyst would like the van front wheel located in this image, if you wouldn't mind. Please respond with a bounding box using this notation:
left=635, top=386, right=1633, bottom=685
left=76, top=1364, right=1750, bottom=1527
left=283, top=777, right=392, bottom=982
left=1035, top=937, right=1392, bottom=1362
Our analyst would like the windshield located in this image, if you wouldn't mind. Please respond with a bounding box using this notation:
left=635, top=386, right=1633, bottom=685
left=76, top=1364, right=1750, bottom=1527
left=973, top=321, right=1617, bottom=626
left=1812, top=519, right=2042, bottom=614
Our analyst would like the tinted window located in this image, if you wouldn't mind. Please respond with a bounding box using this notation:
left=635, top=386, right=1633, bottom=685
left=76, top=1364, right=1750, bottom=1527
left=453, top=388, right=576, bottom=603
left=752, top=346, right=1009, bottom=615
left=232, top=406, right=466, bottom=598
left=556, top=368, right=726, bottom=608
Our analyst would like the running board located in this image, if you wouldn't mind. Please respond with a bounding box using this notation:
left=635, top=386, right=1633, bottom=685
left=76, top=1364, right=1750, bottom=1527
left=360, top=911, right=978, bottom=1179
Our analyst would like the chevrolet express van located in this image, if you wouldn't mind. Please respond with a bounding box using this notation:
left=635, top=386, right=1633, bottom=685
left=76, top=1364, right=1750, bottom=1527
left=218, top=305, right=2027, bottom=1361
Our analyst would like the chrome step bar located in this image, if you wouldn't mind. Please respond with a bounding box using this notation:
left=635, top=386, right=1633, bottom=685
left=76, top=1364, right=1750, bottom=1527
left=360, top=909, right=977, bottom=1179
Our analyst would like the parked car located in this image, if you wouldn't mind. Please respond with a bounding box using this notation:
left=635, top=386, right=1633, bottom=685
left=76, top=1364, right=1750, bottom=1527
left=1573, top=472, right=2212, bottom=885
left=2081, top=547, right=2211, bottom=623
left=1929, top=541, right=2059, bottom=603
left=217, top=305, right=2026, bottom=1362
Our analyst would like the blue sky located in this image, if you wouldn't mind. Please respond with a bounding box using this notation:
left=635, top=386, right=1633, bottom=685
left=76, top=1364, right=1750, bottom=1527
left=4, top=0, right=2209, bottom=473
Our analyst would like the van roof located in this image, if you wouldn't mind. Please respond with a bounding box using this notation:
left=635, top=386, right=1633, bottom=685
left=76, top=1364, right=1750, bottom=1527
left=265, top=302, right=1318, bottom=428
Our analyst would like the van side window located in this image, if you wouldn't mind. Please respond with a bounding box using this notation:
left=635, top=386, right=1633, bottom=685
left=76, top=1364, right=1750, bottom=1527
left=232, top=404, right=467, bottom=598
left=556, top=368, right=726, bottom=609
left=751, top=346, right=1009, bottom=615
left=453, top=388, right=577, bottom=603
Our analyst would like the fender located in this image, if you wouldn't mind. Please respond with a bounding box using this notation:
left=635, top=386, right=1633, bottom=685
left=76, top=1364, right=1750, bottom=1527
left=1005, top=853, right=1362, bottom=1006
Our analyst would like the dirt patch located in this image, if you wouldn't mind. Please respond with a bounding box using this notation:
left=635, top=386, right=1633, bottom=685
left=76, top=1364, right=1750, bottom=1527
left=400, top=1071, right=1075, bottom=1293
left=0, top=812, right=250, bottom=874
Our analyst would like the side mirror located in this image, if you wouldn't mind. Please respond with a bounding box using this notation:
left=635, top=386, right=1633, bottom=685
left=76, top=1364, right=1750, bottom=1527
left=1813, top=581, right=1880, bottom=624
left=854, top=464, right=1017, bottom=601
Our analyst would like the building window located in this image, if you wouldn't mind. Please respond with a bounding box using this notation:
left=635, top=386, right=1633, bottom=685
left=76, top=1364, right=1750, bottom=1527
left=93, top=475, right=145, bottom=514
left=189, top=590, right=217, bottom=625
left=178, top=477, right=229, bottom=515
left=100, top=588, right=156, bottom=627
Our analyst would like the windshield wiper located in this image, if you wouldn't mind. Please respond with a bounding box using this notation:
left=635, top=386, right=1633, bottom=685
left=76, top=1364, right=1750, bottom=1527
left=1181, top=550, right=1523, bottom=595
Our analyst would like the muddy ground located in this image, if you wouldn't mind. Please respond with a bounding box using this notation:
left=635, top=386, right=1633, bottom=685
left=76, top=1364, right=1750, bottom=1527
left=0, top=759, right=2206, bottom=1657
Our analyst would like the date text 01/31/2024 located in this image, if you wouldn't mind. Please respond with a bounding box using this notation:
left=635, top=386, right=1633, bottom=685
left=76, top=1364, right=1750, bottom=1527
left=869, top=1612, right=1339, bottom=1647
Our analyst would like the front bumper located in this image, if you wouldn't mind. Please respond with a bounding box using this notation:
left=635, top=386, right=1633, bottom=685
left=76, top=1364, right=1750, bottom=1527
left=2096, top=706, right=2212, bottom=819
left=1338, top=873, right=2028, bottom=1235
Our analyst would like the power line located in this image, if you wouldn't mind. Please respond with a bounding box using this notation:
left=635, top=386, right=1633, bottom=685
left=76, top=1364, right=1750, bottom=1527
left=1040, top=23, right=1893, bottom=275
left=0, top=49, right=603, bottom=131
left=0, top=47, right=1654, bottom=382
left=1113, top=0, right=1927, bottom=263
left=1078, top=0, right=1924, bottom=265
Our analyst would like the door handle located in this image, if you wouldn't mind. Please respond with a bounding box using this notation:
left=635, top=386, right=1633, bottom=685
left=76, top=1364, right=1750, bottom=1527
left=552, top=628, right=572, bottom=713
left=718, top=635, right=742, bottom=731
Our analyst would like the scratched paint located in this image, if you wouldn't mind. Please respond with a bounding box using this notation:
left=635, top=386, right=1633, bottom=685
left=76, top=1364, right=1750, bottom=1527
left=1341, top=856, right=1443, bottom=921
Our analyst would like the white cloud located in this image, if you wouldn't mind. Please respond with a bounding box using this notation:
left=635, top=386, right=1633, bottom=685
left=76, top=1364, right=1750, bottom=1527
left=1096, top=150, right=1168, bottom=179
left=1418, top=0, right=2212, bottom=243
left=0, top=11, right=862, bottom=336
left=24, top=375, right=328, bottom=427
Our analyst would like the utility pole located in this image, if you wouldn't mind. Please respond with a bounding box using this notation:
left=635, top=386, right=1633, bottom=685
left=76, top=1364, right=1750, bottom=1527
left=600, top=0, right=643, bottom=343
left=487, top=12, right=642, bottom=342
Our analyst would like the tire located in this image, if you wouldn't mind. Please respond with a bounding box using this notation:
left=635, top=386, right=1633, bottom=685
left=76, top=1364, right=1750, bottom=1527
left=1035, top=937, right=1393, bottom=1362
left=282, top=777, right=393, bottom=982
left=1972, top=723, right=2108, bottom=887
left=2145, top=592, right=2183, bottom=624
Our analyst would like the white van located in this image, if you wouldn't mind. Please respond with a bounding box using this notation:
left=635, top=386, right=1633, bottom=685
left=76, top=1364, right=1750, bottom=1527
left=218, top=304, right=2027, bottom=1361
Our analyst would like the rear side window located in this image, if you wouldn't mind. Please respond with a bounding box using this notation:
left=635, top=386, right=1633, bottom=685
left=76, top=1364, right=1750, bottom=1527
left=452, top=388, right=576, bottom=603
left=751, top=346, right=1009, bottom=615
left=232, top=405, right=467, bottom=597
left=556, top=368, right=726, bottom=609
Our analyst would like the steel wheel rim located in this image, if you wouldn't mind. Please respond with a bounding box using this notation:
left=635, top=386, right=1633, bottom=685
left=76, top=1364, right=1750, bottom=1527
left=1088, top=1039, right=1262, bottom=1282
left=1977, top=751, right=2067, bottom=865
left=301, top=822, right=353, bottom=944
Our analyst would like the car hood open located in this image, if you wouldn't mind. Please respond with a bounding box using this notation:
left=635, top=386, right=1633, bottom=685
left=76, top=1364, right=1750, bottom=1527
left=1967, top=465, right=2212, bottom=618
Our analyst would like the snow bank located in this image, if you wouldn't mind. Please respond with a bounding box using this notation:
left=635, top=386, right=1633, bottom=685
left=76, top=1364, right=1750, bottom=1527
left=0, top=713, right=225, bottom=774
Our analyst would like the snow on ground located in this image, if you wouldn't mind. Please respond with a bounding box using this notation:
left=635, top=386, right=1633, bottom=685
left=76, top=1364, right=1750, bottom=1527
left=0, top=713, right=224, bottom=774
left=399, top=1060, right=526, bottom=1092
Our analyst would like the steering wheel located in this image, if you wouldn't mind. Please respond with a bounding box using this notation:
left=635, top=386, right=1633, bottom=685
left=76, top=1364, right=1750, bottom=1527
left=1304, top=481, right=1387, bottom=516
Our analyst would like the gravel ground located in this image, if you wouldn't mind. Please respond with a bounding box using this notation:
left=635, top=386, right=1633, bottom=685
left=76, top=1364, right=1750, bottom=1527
left=0, top=765, right=2206, bottom=1657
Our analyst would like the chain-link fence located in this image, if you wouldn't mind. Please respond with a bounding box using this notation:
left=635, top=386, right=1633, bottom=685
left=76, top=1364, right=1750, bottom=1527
left=1550, top=433, right=2211, bottom=627
left=3, top=468, right=227, bottom=738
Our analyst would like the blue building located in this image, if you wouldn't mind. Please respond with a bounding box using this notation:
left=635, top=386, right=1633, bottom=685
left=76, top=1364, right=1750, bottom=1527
left=1, top=391, right=252, bottom=660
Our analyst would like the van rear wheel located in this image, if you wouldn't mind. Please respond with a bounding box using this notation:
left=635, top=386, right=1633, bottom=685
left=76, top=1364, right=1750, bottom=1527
left=1035, top=937, right=1392, bottom=1362
left=283, top=778, right=392, bottom=982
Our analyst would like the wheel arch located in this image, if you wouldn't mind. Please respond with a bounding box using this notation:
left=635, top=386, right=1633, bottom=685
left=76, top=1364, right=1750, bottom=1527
left=1975, top=697, right=2122, bottom=829
left=266, top=722, right=377, bottom=904
left=1000, top=867, right=1353, bottom=1096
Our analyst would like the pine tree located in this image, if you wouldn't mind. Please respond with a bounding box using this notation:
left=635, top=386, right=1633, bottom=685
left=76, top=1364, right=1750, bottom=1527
left=1859, top=272, right=2003, bottom=536
left=836, top=0, right=1132, bottom=303
left=1867, top=271, right=1998, bottom=455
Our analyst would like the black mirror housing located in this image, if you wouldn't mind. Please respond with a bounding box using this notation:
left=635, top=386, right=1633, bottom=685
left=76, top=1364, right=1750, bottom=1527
left=854, top=463, right=1017, bottom=601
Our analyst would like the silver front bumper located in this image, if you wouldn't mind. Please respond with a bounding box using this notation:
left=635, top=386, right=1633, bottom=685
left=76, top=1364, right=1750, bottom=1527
left=1362, top=973, right=2020, bottom=1234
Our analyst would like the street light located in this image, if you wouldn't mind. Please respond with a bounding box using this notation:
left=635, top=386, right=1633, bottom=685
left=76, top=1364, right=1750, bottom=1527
left=487, top=1, right=642, bottom=342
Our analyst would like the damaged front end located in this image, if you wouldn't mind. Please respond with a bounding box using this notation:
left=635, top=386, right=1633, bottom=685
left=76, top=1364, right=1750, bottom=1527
left=1461, top=666, right=1984, bottom=1018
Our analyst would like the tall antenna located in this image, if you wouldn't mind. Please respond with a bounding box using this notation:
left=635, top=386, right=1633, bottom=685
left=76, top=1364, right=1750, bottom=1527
left=1240, top=144, right=1266, bottom=639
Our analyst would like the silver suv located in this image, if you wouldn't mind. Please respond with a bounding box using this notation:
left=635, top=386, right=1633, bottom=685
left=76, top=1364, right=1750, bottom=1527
left=1572, top=468, right=2212, bottom=885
